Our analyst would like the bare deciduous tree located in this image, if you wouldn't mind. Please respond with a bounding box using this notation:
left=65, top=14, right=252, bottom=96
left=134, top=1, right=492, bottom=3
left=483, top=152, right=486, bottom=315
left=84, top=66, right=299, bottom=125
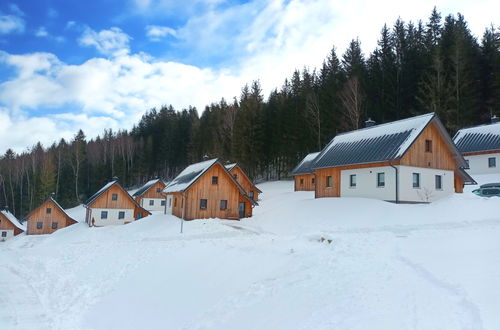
left=340, top=76, right=364, bottom=130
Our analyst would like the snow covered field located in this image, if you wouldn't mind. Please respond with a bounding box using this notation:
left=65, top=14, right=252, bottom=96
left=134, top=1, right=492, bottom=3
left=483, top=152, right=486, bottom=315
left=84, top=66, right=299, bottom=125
left=1, top=178, right=499, bottom=330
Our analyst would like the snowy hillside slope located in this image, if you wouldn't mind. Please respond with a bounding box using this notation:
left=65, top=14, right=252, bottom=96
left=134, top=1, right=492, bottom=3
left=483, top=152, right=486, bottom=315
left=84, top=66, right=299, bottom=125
left=1, top=180, right=499, bottom=329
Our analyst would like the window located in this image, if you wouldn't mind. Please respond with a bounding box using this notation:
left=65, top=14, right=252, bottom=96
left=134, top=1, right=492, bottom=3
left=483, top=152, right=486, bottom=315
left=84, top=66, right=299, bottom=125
left=412, top=173, right=420, bottom=188
left=425, top=139, right=432, bottom=152
left=300, top=178, right=304, bottom=185
left=118, top=211, right=125, bottom=219
left=312, top=178, right=315, bottom=184
left=149, top=200, right=154, bottom=206
left=435, top=175, right=442, bottom=190
left=200, top=199, right=207, bottom=209
left=169, top=198, right=172, bottom=207
left=46, top=207, right=51, bottom=214
left=101, top=211, right=108, bottom=219
left=326, top=176, right=332, bottom=188
left=349, top=174, right=356, bottom=188
left=249, top=191, right=254, bottom=200
left=488, top=157, right=496, bottom=168
left=161, top=200, right=166, bottom=206
left=156, top=188, right=161, bottom=193
left=233, top=174, right=237, bottom=180
left=137, top=212, right=143, bottom=219
left=212, top=176, right=218, bottom=184
left=36, top=222, right=43, bottom=229
left=377, top=172, right=385, bottom=187
left=2, top=231, right=6, bottom=237
left=51, top=222, right=58, bottom=229
left=220, top=200, right=227, bottom=210
left=112, top=194, right=118, bottom=201
left=465, top=159, right=470, bottom=168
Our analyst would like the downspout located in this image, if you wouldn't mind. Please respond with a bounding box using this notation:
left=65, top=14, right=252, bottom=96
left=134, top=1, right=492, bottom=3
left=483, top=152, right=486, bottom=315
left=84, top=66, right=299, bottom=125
left=389, top=162, right=399, bottom=204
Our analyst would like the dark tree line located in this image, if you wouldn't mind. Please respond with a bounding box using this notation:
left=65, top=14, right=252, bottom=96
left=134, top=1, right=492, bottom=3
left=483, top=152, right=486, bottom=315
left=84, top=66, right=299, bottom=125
left=1, top=9, right=499, bottom=218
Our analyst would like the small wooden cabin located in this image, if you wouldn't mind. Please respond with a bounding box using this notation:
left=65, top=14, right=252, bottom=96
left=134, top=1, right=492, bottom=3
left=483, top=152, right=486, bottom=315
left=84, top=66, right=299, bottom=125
left=225, top=163, right=262, bottom=201
left=163, top=159, right=257, bottom=220
left=291, top=152, right=320, bottom=191
left=313, top=113, right=474, bottom=203
left=0, top=209, right=25, bottom=241
left=454, top=117, right=500, bottom=175
left=133, top=179, right=167, bottom=212
left=26, top=197, right=77, bottom=235
left=85, top=180, right=150, bottom=227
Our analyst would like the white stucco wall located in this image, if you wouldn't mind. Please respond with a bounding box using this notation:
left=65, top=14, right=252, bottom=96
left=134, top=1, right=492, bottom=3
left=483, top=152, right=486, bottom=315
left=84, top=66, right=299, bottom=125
left=89, top=208, right=135, bottom=226
left=141, top=198, right=165, bottom=212
left=463, top=152, right=500, bottom=175
left=0, top=229, right=14, bottom=241
left=339, top=165, right=454, bottom=203
left=398, top=166, right=454, bottom=202
left=164, top=195, right=173, bottom=215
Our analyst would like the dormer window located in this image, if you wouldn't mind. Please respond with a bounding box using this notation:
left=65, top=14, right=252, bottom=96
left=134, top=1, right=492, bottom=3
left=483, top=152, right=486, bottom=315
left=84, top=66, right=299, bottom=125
left=425, top=140, right=432, bottom=152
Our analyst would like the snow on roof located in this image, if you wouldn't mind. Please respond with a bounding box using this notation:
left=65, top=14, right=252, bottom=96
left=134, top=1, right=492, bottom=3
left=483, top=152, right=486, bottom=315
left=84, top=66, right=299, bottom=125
left=1, top=209, right=25, bottom=231
left=225, top=163, right=237, bottom=171
left=85, top=180, right=118, bottom=206
left=291, top=152, right=320, bottom=175
left=314, top=113, right=435, bottom=168
left=163, top=159, right=218, bottom=193
left=132, top=179, right=161, bottom=197
left=453, top=122, right=500, bottom=153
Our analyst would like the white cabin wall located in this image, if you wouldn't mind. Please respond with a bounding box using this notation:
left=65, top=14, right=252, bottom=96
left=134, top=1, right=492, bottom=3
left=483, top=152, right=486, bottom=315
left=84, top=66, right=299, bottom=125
left=463, top=152, right=500, bottom=175
left=89, top=208, right=135, bottom=226
left=0, top=229, right=14, bottom=241
left=340, top=166, right=396, bottom=201
left=398, top=166, right=454, bottom=202
left=141, top=198, right=165, bottom=212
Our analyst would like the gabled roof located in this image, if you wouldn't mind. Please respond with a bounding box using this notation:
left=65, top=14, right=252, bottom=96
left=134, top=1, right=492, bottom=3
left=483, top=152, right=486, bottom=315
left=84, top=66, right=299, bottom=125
left=453, top=121, right=500, bottom=154
left=163, top=159, right=218, bottom=194
left=1, top=209, right=25, bottom=231
left=291, top=152, right=320, bottom=175
left=225, top=163, right=262, bottom=194
left=132, top=179, right=164, bottom=197
left=225, top=163, right=237, bottom=171
left=85, top=181, right=151, bottom=214
left=314, top=113, right=467, bottom=169
left=163, top=159, right=257, bottom=205
left=25, top=197, right=77, bottom=224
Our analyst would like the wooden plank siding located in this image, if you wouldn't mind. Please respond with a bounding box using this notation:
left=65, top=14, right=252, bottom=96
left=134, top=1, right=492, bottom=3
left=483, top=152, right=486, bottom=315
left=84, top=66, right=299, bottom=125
left=294, top=174, right=316, bottom=191
left=228, top=166, right=260, bottom=201
left=26, top=200, right=77, bottom=235
left=0, top=213, right=23, bottom=236
left=136, top=181, right=166, bottom=201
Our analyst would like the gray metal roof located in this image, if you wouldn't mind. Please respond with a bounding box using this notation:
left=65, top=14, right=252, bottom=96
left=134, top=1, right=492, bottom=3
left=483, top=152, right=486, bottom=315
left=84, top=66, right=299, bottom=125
left=314, top=113, right=436, bottom=169
left=291, top=152, right=320, bottom=175
left=453, top=122, right=500, bottom=154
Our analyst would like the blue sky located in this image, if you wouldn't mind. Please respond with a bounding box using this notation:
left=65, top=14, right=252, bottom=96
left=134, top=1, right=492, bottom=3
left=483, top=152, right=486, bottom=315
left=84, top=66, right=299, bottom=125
left=0, top=0, right=497, bottom=153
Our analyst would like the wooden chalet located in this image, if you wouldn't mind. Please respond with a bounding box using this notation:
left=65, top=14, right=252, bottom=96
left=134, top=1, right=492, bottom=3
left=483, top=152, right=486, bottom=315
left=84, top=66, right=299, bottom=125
left=163, top=159, right=257, bottom=220
left=0, top=208, right=25, bottom=241
left=25, top=197, right=77, bottom=235
left=312, top=113, right=474, bottom=203
left=225, top=163, right=262, bottom=201
left=133, top=179, right=167, bottom=212
left=453, top=116, right=500, bottom=175
left=85, top=179, right=150, bottom=227
left=291, top=152, right=320, bottom=191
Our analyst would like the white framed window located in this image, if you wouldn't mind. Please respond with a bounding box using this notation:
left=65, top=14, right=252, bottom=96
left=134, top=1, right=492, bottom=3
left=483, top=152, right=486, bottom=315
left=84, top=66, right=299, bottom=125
left=112, top=194, right=118, bottom=201
left=161, top=200, right=166, bottom=206
left=118, top=211, right=125, bottom=219
left=488, top=157, right=496, bottom=168
left=465, top=159, right=470, bottom=168
left=200, top=199, right=207, bottom=209
left=149, top=200, right=154, bottom=206
left=101, top=211, right=108, bottom=219
left=1, top=231, right=7, bottom=237
left=412, top=173, right=420, bottom=188
left=36, top=222, right=43, bottom=229
left=349, top=174, right=356, bottom=188
left=377, top=172, right=385, bottom=187
left=51, top=222, right=58, bottom=229
left=435, top=175, right=442, bottom=190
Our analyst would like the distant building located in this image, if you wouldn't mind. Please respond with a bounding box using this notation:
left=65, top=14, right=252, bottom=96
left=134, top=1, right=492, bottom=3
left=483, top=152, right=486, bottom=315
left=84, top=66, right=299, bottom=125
left=313, top=113, right=474, bottom=203
left=453, top=116, right=500, bottom=175
left=225, top=163, right=262, bottom=201
left=85, top=179, right=150, bottom=227
left=133, top=179, right=167, bottom=212
left=291, top=152, right=320, bottom=191
left=26, top=197, right=77, bottom=235
left=163, top=159, right=257, bottom=220
left=0, top=208, right=25, bottom=241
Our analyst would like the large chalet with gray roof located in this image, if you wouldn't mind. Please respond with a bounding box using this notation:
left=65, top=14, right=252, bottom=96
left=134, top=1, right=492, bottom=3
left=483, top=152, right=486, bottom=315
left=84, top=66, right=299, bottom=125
left=309, top=113, right=474, bottom=203
left=453, top=116, right=500, bottom=175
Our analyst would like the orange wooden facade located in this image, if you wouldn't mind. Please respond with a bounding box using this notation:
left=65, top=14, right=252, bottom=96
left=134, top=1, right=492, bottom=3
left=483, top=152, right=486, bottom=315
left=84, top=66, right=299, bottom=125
left=294, top=173, right=316, bottom=191
left=26, top=199, right=77, bottom=235
left=315, top=122, right=465, bottom=198
left=169, top=163, right=253, bottom=220
left=0, top=212, right=24, bottom=236
left=228, top=165, right=261, bottom=201
left=86, top=183, right=149, bottom=224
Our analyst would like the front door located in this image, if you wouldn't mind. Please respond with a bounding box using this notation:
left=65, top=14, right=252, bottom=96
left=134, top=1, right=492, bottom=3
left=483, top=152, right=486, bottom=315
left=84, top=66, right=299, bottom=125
left=238, top=202, right=245, bottom=218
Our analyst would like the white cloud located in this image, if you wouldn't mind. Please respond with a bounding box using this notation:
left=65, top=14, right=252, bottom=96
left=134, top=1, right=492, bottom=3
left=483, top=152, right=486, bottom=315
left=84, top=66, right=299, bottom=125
left=35, top=26, right=49, bottom=37
left=145, top=25, right=176, bottom=41
left=78, top=27, right=131, bottom=57
left=0, top=13, right=25, bottom=35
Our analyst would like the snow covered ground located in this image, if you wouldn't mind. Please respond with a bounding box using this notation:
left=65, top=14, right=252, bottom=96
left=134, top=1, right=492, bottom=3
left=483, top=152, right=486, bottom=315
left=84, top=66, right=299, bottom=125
left=1, top=178, right=499, bottom=330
